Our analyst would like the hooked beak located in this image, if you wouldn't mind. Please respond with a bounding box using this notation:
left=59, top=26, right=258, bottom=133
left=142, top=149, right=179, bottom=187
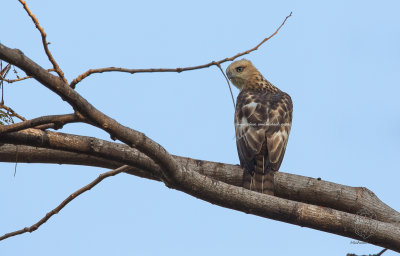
left=226, top=70, right=233, bottom=80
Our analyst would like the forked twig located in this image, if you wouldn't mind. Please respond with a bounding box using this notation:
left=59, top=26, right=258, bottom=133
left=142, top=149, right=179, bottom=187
left=70, top=12, right=292, bottom=88
left=0, top=165, right=130, bottom=241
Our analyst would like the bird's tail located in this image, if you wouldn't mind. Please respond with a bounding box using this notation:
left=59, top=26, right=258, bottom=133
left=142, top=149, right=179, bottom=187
left=243, top=156, right=275, bottom=195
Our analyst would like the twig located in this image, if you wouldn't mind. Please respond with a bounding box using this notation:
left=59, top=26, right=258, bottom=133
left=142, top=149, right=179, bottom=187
left=0, top=165, right=130, bottom=242
left=0, top=113, right=83, bottom=133
left=70, top=12, right=292, bottom=89
left=0, top=104, right=26, bottom=122
left=18, top=0, right=68, bottom=85
left=0, top=69, right=55, bottom=84
left=214, top=61, right=235, bottom=108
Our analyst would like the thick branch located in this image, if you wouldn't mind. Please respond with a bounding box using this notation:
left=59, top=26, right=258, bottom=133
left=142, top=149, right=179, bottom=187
left=0, top=144, right=156, bottom=181
left=0, top=138, right=400, bottom=225
left=0, top=131, right=399, bottom=228
left=69, top=12, right=292, bottom=88
left=3, top=139, right=399, bottom=250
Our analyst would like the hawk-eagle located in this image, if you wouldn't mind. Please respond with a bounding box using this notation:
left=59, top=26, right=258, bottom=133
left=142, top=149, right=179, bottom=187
left=226, top=59, right=293, bottom=195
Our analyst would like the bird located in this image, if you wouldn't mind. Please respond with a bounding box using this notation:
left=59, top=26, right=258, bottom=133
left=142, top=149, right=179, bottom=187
left=226, top=59, right=293, bottom=195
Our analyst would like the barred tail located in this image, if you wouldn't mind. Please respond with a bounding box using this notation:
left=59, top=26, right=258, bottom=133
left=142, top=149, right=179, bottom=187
left=243, top=156, right=275, bottom=195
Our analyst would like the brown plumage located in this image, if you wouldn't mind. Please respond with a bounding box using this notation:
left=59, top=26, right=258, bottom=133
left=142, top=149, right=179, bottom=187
left=226, top=59, right=293, bottom=195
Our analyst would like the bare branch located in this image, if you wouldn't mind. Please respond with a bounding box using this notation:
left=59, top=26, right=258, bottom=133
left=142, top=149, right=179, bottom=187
left=0, top=131, right=400, bottom=228
left=0, top=113, right=83, bottom=133
left=69, top=12, right=292, bottom=89
left=18, top=0, right=68, bottom=84
left=0, top=165, right=130, bottom=241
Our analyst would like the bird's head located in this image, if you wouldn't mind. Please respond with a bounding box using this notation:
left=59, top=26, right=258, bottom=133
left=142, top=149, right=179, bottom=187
left=226, top=59, right=261, bottom=90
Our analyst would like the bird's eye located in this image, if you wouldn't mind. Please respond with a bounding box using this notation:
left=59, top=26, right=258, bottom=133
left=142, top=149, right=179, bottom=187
left=236, top=67, right=244, bottom=72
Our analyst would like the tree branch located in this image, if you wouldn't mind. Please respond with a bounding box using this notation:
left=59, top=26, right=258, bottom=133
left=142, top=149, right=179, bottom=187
left=0, top=113, right=83, bottom=133
left=69, top=12, right=292, bottom=89
left=0, top=165, right=130, bottom=241
left=0, top=144, right=156, bottom=180
left=18, top=0, right=68, bottom=84
left=0, top=134, right=399, bottom=227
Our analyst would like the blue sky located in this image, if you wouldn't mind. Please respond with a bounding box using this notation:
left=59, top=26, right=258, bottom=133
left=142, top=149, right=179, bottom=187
left=1, top=1, right=399, bottom=255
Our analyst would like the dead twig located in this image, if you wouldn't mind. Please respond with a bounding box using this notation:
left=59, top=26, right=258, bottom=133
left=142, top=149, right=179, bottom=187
left=0, top=165, right=130, bottom=241
left=18, top=0, right=68, bottom=85
left=70, top=12, right=292, bottom=89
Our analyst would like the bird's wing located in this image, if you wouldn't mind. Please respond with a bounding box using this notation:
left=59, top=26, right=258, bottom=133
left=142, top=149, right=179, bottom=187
left=265, top=93, right=293, bottom=171
left=235, top=91, right=268, bottom=174
left=235, top=91, right=292, bottom=173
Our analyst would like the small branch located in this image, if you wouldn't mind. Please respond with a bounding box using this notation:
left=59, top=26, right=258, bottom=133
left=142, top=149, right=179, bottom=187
left=0, top=113, right=83, bottom=133
left=0, top=69, right=55, bottom=84
left=0, top=104, right=26, bottom=122
left=18, top=0, right=68, bottom=85
left=0, top=165, right=130, bottom=241
left=69, top=12, right=292, bottom=89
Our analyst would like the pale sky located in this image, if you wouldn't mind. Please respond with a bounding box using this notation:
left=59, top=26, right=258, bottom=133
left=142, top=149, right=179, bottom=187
left=1, top=1, right=399, bottom=255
